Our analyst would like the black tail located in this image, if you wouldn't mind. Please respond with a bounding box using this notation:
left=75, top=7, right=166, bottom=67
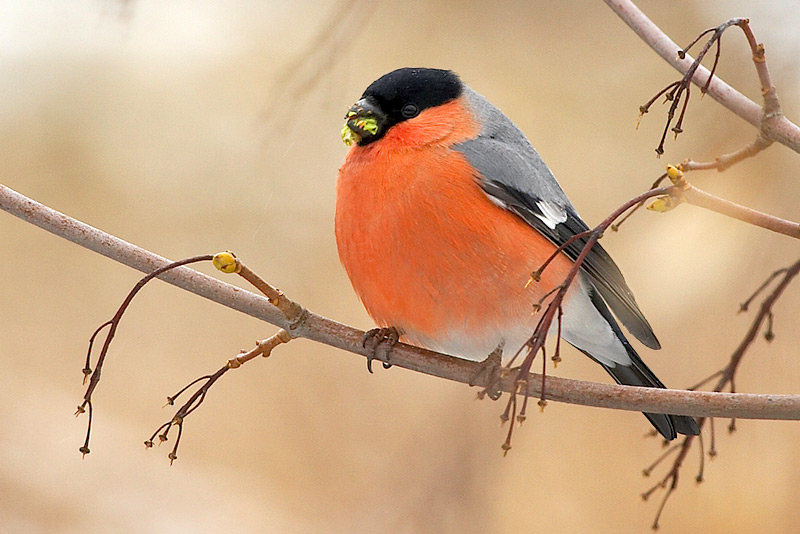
left=599, top=356, right=700, bottom=440
left=582, top=291, right=700, bottom=440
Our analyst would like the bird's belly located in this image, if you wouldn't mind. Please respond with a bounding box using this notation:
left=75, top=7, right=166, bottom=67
left=335, top=146, right=575, bottom=360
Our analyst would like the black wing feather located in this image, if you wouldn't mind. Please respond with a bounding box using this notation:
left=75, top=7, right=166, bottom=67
left=480, top=179, right=661, bottom=350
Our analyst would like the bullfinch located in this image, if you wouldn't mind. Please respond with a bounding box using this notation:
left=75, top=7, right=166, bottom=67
left=335, top=67, right=700, bottom=440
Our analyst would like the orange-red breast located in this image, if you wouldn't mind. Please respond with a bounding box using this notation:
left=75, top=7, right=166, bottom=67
left=335, top=68, right=699, bottom=440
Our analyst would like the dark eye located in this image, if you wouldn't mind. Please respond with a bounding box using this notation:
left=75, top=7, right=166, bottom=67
left=401, top=103, right=419, bottom=118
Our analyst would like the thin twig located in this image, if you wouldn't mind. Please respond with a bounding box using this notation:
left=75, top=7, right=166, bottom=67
left=682, top=184, right=800, bottom=239
left=498, top=185, right=677, bottom=449
left=76, top=254, right=214, bottom=456
left=640, top=257, right=800, bottom=528
left=649, top=166, right=800, bottom=240
left=739, top=267, right=789, bottom=312
left=258, top=0, right=378, bottom=126
left=146, top=329, right=291, bottom=463
left=610, top=174, right=668, bottom=232
left=667, top=15, right=777, bottom=172
left=681, top=135, right=773, bottom=172
left=605, top=0, right=800, bottom=153
left=212, top=251, right=306, bottom=326
left=640, top=17, right=746, bottom=155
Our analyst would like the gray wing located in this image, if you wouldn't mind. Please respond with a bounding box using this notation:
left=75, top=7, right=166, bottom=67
left=455, top=87, right=660, bottom=350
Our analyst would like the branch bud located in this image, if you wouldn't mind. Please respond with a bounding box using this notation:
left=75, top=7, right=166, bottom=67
left=213, top=251, right=241, bottom=274
left=647, top=195, right=684, bottom=213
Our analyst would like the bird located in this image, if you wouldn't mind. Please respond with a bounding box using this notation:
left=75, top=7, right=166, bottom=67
left=335, top=67, right=699, bottom=440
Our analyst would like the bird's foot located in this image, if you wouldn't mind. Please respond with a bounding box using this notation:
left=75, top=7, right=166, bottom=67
left=471, top=345, right=504, bottom=400
left=362, top=327, right=400, bottom=373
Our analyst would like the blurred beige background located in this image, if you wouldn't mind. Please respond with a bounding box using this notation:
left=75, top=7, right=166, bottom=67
left=2, top=1, right=800, bottom=532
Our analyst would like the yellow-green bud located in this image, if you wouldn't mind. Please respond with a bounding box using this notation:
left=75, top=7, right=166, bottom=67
left=213, top=251, right=240, bottom=274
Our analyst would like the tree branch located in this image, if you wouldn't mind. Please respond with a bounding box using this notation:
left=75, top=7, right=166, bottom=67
left=647, top=166, right=800, bottom=239
left=605, top=0, right=800, bottom=153
left=3, top=183, right=800, bottom=420
left=683, top=184, right=800, bottom=238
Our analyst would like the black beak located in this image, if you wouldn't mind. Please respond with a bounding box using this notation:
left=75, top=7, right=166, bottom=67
left=345, top=97, right=387, bottom=145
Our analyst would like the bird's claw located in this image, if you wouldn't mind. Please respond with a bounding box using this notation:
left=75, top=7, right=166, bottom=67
left=362, top=327, right=400, bottom=373
left=471, top=346, right=504, bottom=400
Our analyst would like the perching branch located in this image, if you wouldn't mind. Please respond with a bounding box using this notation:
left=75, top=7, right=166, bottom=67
left=3, top=182, right=800, bottom=424
left=494, top=163, right=799, bottom=451
left=588, top=8, right=800, bottom=527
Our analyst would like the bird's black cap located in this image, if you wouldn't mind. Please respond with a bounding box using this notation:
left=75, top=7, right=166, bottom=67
left=350, top=68, right=463, bottom=144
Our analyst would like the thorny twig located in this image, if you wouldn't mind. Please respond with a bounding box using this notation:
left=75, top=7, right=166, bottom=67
left=641, top=258, right=800, bottom=530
